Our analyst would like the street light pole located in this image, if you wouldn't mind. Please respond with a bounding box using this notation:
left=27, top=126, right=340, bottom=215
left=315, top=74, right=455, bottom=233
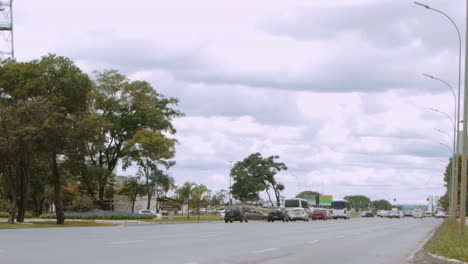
left=460, top=0, right=468, bottom=234
left=430, top=105, right=457, bottom=220
left=415, top=2, right=462, bottom=224
left=228, top=160, right=233, bottom=206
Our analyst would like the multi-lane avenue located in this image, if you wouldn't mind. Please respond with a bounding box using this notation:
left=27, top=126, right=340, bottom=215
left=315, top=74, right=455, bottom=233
left=0, top=218, right=442, bottom=264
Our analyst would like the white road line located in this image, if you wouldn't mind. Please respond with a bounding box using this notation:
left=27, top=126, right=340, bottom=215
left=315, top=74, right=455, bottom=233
left=183, top=262, right=200, bottom=264
left=253, top=248, right=279, bottom=254
left=110, top=240, right=143, bottom=245
left=335, top=235, right=345, bottom=239
left=200, top=234, right=219, bottom=238
left=307, top=240, right=320, bottom=244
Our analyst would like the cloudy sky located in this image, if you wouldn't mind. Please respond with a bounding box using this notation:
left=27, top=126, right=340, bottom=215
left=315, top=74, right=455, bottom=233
left=8, top=0, right=466, bottom=204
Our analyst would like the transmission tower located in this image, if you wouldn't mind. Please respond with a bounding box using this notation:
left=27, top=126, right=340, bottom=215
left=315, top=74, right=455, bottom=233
left=0, top=0, right=13, bottom=60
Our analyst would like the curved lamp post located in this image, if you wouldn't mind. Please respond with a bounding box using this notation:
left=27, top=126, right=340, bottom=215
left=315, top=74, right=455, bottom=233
left=416, top=2, right=462, bottom=223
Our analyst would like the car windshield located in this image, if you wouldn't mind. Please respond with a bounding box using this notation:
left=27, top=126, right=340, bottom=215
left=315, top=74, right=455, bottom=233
left=284, top=200, right=300, bottom=207
left=331, top=201, right=346, bottom=209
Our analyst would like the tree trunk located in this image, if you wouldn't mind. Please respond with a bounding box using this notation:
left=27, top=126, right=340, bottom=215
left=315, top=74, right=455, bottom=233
left=7, top=195, right=16, bottom=224
left=98, top=186, right=105, bottom=209
left=272, top=187, right=281, bottom=207
left=52, top=153, right=65, bottom=225
left=265, top=189, right=274, bottom=207
left=131, top=193, right=137, bottom=213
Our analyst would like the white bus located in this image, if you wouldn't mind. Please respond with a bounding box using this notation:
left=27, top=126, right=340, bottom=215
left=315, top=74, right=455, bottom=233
left=284, top=198, right=310, bottom=222
left=331, top=200, right=351, bottom=220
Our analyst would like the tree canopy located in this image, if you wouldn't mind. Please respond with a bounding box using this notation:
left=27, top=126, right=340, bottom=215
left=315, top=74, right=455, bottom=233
left=231, top=153, right=287, bottom=206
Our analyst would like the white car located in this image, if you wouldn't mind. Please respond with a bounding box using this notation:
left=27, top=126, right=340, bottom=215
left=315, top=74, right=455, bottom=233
left=377, top=210, right=389, bottom=218
left=218, top=209, right=226, bottom=220
left=287, top=208, right=309, bottom=222
left=435, top=211, right=448, bottom=218
left=138, top=209, right=162, bottom=219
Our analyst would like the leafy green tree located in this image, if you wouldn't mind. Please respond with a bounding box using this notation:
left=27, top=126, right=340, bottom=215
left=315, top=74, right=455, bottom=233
left=344, top=195, right=371, bottom=212
left=191, top=184, right=210, bottom=221
left=81, top=70, right=182, bottom=209
left=0, top=100, right=44, bottom=223
left=371, top=199, right=392, bottom=211
left=117, top=176, right=145, bottom=213
left=231, top=153, right=287, bottom=206
left=175, top=181, right=196, bottom=219
left=153, top=170, right=175, bottom=213
left=0, top=55, right=92, bottom=224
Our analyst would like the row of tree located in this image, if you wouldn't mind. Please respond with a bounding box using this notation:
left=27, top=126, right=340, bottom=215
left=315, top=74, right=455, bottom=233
left=0, top=54, right=182, bottom=224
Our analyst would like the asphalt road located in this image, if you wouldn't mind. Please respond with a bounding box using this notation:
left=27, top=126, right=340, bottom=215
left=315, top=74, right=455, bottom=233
left=0, top=218, right=441, bottom=264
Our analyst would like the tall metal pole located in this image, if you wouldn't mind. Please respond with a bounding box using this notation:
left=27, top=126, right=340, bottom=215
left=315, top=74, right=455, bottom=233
left=415, top=2, right=462, bottom=223
left=229, top=160, right=233, bottom=206
left=429, top=104, right=457, bottom=220
left=10, top=0, right=13, bottom=59
left=459, top=0, right=468, bottom=234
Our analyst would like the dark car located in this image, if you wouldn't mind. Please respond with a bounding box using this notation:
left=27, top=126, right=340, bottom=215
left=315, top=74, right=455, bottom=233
left=267, top=207, right=289, bottom=222
left=361, top=211, right=374, bottom=218
left=245, top=210, right=267, bottom=220
left=403, top=210, right=413, bottom=218
left=311, top=209, right=327, bottom=220
left=224, top=206, right=248, bottom=223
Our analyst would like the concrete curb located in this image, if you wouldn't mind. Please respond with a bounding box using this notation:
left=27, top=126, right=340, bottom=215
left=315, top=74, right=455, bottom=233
left=408, top=228, right=436, bottom=262
left=426, top=253, right=467, bottom=264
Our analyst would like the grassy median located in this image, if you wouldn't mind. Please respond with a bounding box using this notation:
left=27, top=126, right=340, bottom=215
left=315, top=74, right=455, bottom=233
left=0, top=221, right=116, bottom=229
left=425, top=220, right=468, bottom=262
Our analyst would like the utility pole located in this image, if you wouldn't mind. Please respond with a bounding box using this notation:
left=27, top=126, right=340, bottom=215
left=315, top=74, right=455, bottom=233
left=229, top=160, right=233, bottom=206
left=459, top=0, right=468, bottom=234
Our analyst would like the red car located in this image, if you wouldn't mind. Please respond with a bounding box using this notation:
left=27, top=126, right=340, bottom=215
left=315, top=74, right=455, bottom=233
left=311, top=209, right=327, bottom=220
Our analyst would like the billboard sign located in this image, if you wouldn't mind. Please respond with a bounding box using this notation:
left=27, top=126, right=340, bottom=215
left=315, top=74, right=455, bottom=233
left=319, top=195, right=333, bottom=206
left=302, top=194, right=316, bottom=206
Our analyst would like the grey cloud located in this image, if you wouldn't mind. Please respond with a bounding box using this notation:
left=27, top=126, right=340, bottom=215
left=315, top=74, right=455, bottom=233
left=259, top=0, right=464, bottom=51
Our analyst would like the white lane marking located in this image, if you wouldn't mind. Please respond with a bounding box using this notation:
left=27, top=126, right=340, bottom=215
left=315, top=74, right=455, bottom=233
left=254, top=248, right=279, bottom=254
left=307, top=240, right=320, bottom=244
left=200, top=234, right=219, bottom=238
left=110, top=240, right=143, bottom=245
left=184, top=262, right=200, bottom=264
left=335, top=235, right=345, bottom=239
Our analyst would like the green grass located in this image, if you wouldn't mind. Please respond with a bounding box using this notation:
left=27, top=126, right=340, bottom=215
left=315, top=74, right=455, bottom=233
left=0, top=221, right=116, bottom=229
left=425, top=220, right=468, bottom=262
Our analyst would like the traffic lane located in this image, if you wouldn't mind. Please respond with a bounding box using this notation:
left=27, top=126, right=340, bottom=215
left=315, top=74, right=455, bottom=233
left=94, top=218, right=441, bottom=264
left=202, top=218, right=442, bottom=264
left=0, top=218, right=441, bottom=264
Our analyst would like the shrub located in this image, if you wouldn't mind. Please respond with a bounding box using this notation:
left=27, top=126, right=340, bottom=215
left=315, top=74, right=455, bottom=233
left=0, top=211, right=33, bottom=218
left=65, top=195, right=97, bottom=212
left=39, top=211, right=154, bottom=220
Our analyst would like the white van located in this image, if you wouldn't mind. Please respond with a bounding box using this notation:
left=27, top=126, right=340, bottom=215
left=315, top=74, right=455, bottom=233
left=413, top=209, right=423, bottom=219
left=284, top=198, right=310, bottom=222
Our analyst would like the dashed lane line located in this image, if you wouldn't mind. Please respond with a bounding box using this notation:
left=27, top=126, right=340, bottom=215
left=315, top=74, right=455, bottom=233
left=253, top=248, right=280, bottom=254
